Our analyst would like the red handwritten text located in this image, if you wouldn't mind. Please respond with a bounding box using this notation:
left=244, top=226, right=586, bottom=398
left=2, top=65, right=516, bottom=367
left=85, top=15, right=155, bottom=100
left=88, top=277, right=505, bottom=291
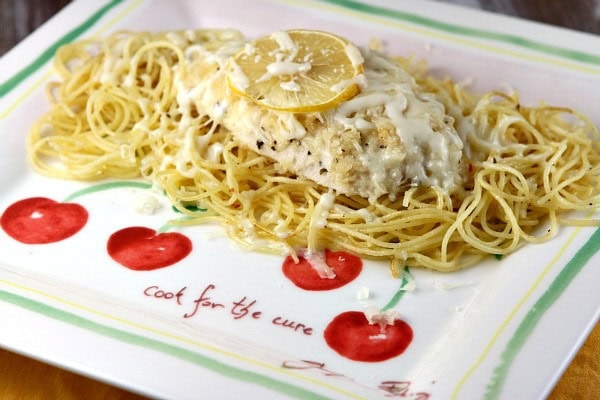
left=272, top=317, right=313, bottom=335
left=144, top=285, right=187, bottom=305
left=143, top=283, right=314, bottom=337
left=379, top=381, right=430, bottom=399
left=184, top=284, right=225, bottom=318
left=282, top=360, right=346, bottom=378
left=231, top=296, right=262, bottom=320
left=282, top=359, right=432, bottom=399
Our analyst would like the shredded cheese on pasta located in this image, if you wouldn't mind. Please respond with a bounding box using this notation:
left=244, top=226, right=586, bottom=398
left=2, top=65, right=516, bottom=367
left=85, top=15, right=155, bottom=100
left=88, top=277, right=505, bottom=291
left=28, top=29, right=600, bottom=273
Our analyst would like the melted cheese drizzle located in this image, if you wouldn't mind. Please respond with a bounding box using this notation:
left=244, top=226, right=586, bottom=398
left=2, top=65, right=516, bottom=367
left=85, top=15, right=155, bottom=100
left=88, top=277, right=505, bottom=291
left=304, top=191, right=337, bottom=279
left=186, top=40, right=463, bottom=198
left=333, top=48, right=462, bottom=190
left=29, top=29, right=600, bottom=274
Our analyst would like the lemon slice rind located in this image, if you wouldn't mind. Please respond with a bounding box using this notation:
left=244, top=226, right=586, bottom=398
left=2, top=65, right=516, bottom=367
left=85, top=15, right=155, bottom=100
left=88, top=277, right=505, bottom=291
left=227, top=29, right=364, bottom=113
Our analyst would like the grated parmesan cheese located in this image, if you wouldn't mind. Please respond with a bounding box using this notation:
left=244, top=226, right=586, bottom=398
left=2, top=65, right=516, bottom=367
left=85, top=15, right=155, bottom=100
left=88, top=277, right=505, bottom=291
left=363, top=305, right=401, bottom=332
left=356, top=286, right=370, bottom=301
left=134, top=193, right=161, bottom=215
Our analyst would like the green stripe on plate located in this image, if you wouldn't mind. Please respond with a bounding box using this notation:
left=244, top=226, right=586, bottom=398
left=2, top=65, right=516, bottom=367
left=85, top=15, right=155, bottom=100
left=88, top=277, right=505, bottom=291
left=0, top=288, right=330, bottom=400
left=318, top=0, right=600, bottom=66
left=0, top=0, right=125, bottom=97
left=484, top=227, right=600, bottom=399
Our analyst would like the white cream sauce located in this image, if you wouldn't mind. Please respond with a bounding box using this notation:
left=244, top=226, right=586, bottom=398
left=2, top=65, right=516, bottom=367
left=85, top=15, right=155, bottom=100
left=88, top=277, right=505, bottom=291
left=332, top=47, right=463, bottom=190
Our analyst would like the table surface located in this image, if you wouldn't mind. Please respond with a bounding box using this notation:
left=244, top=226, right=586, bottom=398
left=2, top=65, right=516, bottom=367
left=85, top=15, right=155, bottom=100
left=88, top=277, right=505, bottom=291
left=1, top=0, right=600, bottom=55
left=1, top=0, right=599, bottom=399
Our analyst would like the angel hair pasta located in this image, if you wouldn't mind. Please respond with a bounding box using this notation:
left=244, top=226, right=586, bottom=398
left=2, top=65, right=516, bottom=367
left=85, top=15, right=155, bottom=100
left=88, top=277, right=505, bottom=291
left=28, top=29, right=600, bottom=273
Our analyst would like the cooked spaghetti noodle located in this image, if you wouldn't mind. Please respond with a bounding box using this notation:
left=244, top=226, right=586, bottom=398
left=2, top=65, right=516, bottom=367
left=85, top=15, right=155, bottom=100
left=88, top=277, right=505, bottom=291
left=28, top=29, right=600, bottom=273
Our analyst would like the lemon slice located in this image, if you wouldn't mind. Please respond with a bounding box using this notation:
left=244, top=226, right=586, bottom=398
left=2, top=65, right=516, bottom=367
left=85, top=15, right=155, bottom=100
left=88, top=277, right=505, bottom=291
left=227, top=29, right=364, bottom=112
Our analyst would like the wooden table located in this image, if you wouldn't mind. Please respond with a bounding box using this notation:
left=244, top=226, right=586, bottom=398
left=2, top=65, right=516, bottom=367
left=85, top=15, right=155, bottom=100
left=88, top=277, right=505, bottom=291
left=1, top=1, right=598, bottom=399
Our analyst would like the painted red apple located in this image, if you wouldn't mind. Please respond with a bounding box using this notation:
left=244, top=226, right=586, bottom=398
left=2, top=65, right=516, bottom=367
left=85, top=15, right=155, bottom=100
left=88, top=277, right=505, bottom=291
left=324, top=311, right=413, bottom=362
left=1, top=197, right=88, bottom=244
left=107, top=226, right=192, bottom=271
left=282, top=250, right=362, bottom=290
